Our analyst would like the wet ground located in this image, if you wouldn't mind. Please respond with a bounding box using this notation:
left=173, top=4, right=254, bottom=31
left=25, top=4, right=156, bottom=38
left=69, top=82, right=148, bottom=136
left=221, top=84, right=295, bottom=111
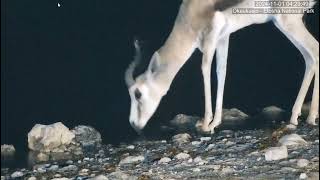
left=1, top=113, right=319, bottom=180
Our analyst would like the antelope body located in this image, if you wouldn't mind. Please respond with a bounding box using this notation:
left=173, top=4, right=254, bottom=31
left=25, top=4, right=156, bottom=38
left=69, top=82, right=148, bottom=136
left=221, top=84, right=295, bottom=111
left=125, top=0, right=319, bottom=133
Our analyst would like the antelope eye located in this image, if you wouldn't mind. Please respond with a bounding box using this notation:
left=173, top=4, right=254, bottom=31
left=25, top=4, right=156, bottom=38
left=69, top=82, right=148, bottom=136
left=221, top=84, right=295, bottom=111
left=134, top=89, right=142, bottom=100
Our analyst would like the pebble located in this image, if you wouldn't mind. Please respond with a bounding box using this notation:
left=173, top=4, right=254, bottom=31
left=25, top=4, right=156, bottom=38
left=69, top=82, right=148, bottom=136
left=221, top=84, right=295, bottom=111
left=172, top=133, right=192, bottom=144
left=200, top=137, right=211, bottom=142
left=265, top=146, right=288, bottom=161
left=59, top=165, right=78, bottom=172
left=205, top=144, right=215, bottom=151
left=279, top=134, right=307, bottom=146
left=297, top=159, right=309, bottom=168
left=175, top=153, right=190, bottom=160
left=158, top=157, right=171, bottom=164
left=191, top=141, right=201, bottom=146
left=28, top=177, right=37, bottom=180
left=48, top=165, right=59, bottom=171
left=126, top=145, right=135, bottom=149
left=119, top=155, right=145, bottom=165
left=299, top=173, right=308, bottom=179
left=11, top=171, right=24, bottom=178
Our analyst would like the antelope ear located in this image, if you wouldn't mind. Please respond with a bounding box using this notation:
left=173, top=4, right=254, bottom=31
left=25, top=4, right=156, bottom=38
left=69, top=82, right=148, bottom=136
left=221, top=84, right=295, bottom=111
left=149, top=52, right=161, bottom=74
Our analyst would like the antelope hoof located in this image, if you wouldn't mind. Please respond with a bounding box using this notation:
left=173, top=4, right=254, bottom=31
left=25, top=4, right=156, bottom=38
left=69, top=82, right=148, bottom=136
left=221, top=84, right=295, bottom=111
left=306, top=115, right=318, bottom=126
left=196, top=119, right=212, bottom=134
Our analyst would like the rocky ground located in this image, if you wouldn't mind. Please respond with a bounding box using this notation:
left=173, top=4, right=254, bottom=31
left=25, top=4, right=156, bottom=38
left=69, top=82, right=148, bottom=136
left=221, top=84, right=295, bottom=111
left=1, top=106, right=319, bottom=180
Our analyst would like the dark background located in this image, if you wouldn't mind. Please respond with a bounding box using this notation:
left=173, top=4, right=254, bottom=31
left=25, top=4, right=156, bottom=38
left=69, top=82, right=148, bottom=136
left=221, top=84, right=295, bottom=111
left=1, top=0, right=319, bottom=150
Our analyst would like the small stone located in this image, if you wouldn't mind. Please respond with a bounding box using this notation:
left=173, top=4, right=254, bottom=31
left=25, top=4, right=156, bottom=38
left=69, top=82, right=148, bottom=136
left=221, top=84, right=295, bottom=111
left=11, top=171, right=24, bottom=178
left=187, top=158, right=193, bottom=163
left=265, top=146, right=288, bottom=161
left=212, top=165, right=221, bottom=170
left=119, top=155, right=144, bottom=165
left=286, top=124, right=297, bottom=130
left=200, top=137, right=211, bottom=142
left=279, top=134, right=307, bottom=146
left=66, top=160, right=73, bottom=164
left=36, top=152, right=49, bottom=162
left=89, top=175, right=108, bottom=180
left=175, top=153, right=190, bottom=160
left=221, top=166, right=233, bottom=174
left=191, top=141, right=201, bottom=146
left=1, top=144, right=15, bottom=156
left=126, top=145, right=135, bottom=149
left=299, top=173, right=308, bottom=179
left=297, top=159, right=309, bottom=168
left=194, top=156, right=207, bottom=165
left=172, top=133, right=192, bottom=145
left=226, top=141, right=235, bottom=146
left=158, top=157, right=171, bottom=164
left=192, top=168, right=201, bottom=172
left=48, top=165, right=59, bottom=171
left=28, top=177, right=37, bottom=180
left=206, top=144, right=215, bottom=151
left=59, top=165, right=78, bottom=172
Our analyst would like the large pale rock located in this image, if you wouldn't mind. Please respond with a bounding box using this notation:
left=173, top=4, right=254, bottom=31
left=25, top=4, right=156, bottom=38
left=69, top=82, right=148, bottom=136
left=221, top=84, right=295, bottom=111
left=223, top=108, right=249, bottom=122
left=28, top=122, right=75, bottom=152
left=260, top=106, right=286, bottom=121
left=279, top=134, right=307, bottom=146
left=1, top=144, right=15, bottom=156
left=72, top=125, right=102, bottom=148
left=265, top=146, right=288, bottom=161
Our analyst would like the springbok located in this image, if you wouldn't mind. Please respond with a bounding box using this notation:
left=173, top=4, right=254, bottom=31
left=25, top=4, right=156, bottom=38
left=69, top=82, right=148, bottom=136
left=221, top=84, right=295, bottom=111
left=125, top=0, right=319, bottom=133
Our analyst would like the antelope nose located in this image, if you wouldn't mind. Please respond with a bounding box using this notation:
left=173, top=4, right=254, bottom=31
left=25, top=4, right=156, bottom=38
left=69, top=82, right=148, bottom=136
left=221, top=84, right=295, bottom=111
left=130, top=121, right=143, bottom=134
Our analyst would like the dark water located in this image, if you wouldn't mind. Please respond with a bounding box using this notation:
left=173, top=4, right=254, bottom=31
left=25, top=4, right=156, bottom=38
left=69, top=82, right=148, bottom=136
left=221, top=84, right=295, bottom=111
left=1, top=0, right=319, bottom=169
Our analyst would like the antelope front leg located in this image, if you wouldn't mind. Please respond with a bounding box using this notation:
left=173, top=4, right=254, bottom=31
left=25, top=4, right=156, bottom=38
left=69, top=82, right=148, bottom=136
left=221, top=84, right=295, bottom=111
left=196, top=44, right=216, bottom=132
left=208, top=36, right=230, bottom=133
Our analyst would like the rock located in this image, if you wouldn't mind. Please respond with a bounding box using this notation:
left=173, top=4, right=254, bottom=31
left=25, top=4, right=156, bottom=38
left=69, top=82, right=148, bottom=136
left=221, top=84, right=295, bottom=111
left=11, top=171, right=24, bottom=178
left=36, top=152, right=49, bottom=162
left=194, top=156, right=207, bottom=165
left=126, top=145, right=135, bottom=149
left=297, top=159, right=309, bottom=168
left=89, top=175, right=109, bottom=180
left=48, top=165, right=59, bottom=171
left=200, top=137, right=211, bottom=142
left=1, top=144, right=15, bottom=156
left=260, top=106, right=285, bottom=121
left=191, top=141, right=201, bottom=146
left=222, top=108, right=249, bottom=122
left=58, top=165, right=78, bottom=172
left=221, top=166, right=234, bottom=174
left=28, top=177, right=37, bottom=180
left=299, top=173, right=308, bottom=179
left=107, top=171, right=137, bottom=180
left=172, top=133, right=192, bottom=145
left=279, top=134, right=307, bottom=146
left=205, top=144, right=215, bottom=151
left=51, top=178, right=70, bottom=180
left=265, top=146, right=288, bottom=161
left=175, top=153, right=190, bottom=160
left=72, top=126, right=102, bottom=148
left=170, top=114, right=199, bottom=131
left=28, top=122, right=75, bottom=153
left=158, top=157, right=171, bottom=164
left=119, top=155, right=145, bottom=165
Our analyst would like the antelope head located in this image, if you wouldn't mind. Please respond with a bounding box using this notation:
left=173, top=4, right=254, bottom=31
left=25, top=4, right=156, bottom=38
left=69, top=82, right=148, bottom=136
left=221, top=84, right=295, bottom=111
left=125, top=40, right=167, bottom=133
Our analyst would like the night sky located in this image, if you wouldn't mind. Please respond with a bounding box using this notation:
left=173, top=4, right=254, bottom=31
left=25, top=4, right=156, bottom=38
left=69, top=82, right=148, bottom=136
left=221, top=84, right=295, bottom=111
left=1, top=0, right=319, bottom=149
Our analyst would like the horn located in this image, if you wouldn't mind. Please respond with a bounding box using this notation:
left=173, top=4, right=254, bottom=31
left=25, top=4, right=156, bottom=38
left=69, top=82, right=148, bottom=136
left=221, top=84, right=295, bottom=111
left=125, top=38, right=142, bottom=87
